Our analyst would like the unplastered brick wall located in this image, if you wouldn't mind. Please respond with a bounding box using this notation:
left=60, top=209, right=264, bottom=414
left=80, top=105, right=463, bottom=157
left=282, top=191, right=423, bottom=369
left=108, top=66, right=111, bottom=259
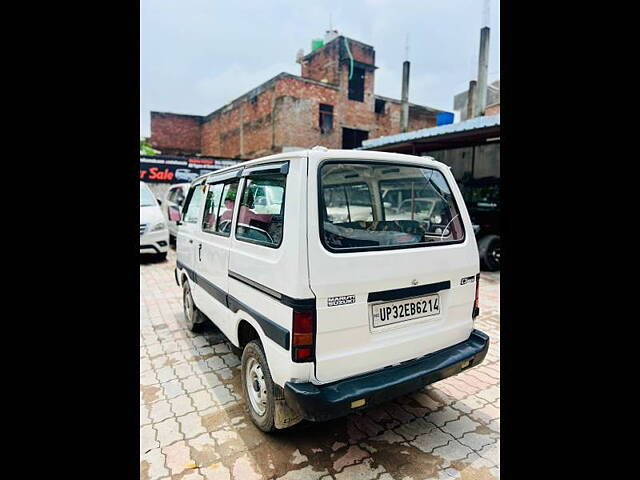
left=149, top=112, right=202, bottom=155
left=150, top=36, right=442, bottom=159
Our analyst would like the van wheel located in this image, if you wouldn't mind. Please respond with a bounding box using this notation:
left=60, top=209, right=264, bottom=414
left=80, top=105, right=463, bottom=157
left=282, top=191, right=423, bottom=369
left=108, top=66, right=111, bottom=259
left=182, top=281, right=204, bottom=332
left=241, top=340, right=277, bottom=432
left=478, top=235, right=500, bottom=271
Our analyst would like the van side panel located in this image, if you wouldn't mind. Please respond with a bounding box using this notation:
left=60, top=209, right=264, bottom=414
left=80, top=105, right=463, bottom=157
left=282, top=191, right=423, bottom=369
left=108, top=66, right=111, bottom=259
left=227, top=156, right=316, bottom=387
left=307, top=151, right=480, bottom=384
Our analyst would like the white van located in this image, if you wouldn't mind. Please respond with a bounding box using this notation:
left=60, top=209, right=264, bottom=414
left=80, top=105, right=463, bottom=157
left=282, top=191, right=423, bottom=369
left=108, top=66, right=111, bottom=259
left=174, top=148, right=489, bottom=432
left=140, top=181, right=169, bottom=260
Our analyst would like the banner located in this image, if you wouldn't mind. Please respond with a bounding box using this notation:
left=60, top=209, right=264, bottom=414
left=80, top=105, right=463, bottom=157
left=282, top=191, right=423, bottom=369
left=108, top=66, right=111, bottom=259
left=140, top=155, right=241, bottom=184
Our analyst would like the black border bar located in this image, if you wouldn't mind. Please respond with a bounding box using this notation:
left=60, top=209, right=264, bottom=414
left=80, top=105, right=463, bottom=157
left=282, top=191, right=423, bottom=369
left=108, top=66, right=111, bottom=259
left=368, top=280, right=451, bottom=303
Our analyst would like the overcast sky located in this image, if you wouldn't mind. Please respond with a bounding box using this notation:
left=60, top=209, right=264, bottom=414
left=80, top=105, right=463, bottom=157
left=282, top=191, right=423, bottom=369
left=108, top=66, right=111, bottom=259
left=140, top=0, right=499, bottom=137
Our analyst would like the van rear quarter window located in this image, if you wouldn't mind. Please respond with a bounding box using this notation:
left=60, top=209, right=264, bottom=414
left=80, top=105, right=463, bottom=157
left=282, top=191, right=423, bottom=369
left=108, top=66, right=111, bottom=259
left=319, top=161, right=465, bottom=251
left=235, top=174, right=286, bottom=248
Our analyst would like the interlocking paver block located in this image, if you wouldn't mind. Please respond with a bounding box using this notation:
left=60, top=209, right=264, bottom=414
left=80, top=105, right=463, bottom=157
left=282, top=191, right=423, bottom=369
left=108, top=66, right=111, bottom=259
left=459, top=432, right=495, bottom=450
left=163, top=440, right=193, bottom=476
left=475, top=386, right=500, bottom=404
left=182, top=375, right=205, bottom=393
left=191, top=390, right=215, bottom=411
left=170, top=394, right=195, bottom=417
left=394, top=417, right=435, bottom=441
left=178, top=411, right=207, bottom=438
left=411, top=428, right=454, bottom=453
left=334, top=458, right=386, bottom=480
left=156, top=417, right=183, bottom=446
left=162, top=378, right=185, bottom=399
left=432, top=439, right=474, bottom=463
left=140, top=424, right=159, bottom=455
left=156, top=366, right=177, bottom=383
left=277, top=464, right=329, bottom=480
left=441, top=416, right=480, bottom=438
left=426, top=406, right=460, bottom=427
left=141, top=448, right=169, bottom=480
left=149, top=400, right=173, bottom=423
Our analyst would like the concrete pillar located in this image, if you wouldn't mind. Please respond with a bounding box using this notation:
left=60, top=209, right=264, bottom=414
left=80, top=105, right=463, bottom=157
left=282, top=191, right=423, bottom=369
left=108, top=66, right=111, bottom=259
left=475, top=26, right=490, bottom=116
left=467, top=80, right=477, bottom=120
left=401, top=60, right=410, bottom=132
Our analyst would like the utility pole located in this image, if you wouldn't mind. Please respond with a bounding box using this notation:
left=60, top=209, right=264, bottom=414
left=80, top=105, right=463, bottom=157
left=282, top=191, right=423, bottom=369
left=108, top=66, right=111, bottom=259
left=475, top=0, right=491, bottom=116
left=400, top=34, right=410, bottom=132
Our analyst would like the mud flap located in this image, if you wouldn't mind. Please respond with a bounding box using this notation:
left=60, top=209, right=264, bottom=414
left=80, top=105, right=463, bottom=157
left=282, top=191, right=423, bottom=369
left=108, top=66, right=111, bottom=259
left=273, top=386, right=303, bottom=429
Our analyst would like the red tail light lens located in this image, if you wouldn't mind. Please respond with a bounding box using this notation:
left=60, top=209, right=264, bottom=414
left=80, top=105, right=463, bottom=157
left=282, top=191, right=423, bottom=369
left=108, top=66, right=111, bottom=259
left=473, top=273, right=480, bottom=319
left=292, top=310, right=315, bottom=362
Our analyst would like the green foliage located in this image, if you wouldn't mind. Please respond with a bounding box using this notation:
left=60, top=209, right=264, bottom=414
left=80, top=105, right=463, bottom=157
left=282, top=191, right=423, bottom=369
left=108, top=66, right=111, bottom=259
left=140, top=138, right=160, bottom=155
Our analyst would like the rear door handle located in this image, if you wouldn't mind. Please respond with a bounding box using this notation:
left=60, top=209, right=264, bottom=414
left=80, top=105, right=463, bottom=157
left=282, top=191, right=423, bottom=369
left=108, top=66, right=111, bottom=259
left=198, top=243, right=202, bottom=261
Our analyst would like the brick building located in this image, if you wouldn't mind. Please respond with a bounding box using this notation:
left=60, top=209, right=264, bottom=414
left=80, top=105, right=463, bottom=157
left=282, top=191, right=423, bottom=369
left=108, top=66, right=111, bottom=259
left=149, top=35, right=444, bottom=159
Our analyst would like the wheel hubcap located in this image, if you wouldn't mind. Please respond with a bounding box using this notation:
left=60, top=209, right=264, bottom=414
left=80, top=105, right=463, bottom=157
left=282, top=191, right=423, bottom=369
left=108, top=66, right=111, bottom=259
left=183, top=287, right=193, bottom=327
left=245, top=358, right=267, bottom=416
left=491, top=246, right=501, bottom=264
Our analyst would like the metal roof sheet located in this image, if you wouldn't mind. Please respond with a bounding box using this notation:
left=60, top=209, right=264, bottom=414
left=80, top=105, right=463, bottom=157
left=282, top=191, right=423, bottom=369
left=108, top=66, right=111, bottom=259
left=360, top=114, right=500, bottom=150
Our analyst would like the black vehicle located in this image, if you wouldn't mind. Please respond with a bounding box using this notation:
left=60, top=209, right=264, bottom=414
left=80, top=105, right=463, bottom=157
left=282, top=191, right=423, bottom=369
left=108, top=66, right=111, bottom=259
left=461, top=177, right=500, bottom=271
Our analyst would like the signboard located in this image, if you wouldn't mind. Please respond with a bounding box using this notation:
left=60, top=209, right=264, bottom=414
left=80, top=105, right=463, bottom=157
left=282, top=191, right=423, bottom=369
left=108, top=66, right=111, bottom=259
left=139, top=155, right=241, bottom=184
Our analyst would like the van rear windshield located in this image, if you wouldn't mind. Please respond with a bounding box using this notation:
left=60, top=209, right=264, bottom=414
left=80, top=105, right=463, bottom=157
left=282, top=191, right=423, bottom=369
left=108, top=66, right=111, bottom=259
left=319, top=161, right=465, bottom=251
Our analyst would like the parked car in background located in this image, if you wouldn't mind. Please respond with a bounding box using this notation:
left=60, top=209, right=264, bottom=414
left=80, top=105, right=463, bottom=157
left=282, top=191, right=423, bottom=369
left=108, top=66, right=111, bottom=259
left=175, top=168, right=199, bottom=182
left=140, top=181, right=169, bottom=260
left=162, top=183, right=190, bottom=242
left=461, top=178, right=500, bottom=271
left=174, top=148, right=488, bottom=432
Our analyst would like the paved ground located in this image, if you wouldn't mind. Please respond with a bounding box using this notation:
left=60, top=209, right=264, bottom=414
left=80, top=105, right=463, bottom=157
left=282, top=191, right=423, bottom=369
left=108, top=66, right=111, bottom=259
left=140, top=248, right=500, bottom=480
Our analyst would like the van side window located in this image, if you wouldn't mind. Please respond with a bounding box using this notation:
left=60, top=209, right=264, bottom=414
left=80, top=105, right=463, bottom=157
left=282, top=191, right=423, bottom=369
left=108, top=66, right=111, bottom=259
left=235, top=175, right=286, bottom=248
left=201, top=183, right=225, bottom=234
left=216, top=181, right=240, bottom=236
left=183, top=184, right=206, bottom=223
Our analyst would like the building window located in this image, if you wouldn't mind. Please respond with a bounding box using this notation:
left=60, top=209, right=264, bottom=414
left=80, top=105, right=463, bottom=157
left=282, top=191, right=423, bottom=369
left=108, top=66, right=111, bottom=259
left=319, top=104, right=334, bottom=134
left=348, top=66, right=365, bottom=102
left=342, top=127, right=368, bottom=149
left=375, top=98, right=386, bottom=114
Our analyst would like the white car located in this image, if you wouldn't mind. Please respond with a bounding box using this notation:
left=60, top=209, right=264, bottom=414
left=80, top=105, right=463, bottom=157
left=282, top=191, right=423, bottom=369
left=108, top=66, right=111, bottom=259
left=174, top=148, right=488, bottom=432
left=140, top=181, right=169, bottom=260
left=175, top=168, right=199, bottom=182
left=162, top=183, right=190, bottom=241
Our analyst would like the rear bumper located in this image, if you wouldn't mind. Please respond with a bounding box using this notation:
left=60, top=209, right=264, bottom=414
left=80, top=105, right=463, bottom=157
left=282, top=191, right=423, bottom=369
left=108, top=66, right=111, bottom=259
left=284, top=329, right=489, bottom=422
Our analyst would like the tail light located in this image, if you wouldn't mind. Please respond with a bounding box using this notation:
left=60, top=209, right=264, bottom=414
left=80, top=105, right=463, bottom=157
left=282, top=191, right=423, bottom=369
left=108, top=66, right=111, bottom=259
left=292, top=309, right=315, bottom=362
left=473, top=273, right=480, bottom=319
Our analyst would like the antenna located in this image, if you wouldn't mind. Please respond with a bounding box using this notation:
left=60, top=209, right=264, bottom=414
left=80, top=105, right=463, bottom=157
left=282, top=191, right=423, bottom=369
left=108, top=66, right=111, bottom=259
left=405, top=33, right=410, bottom=61
left=329, top=13, right=332, bottom=30
left=482, top=0, right=490, bottom=28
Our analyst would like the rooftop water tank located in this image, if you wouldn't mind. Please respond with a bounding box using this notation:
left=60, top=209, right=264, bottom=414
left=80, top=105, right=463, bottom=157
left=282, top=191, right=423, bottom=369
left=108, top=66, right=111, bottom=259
left=436, top=112, right=455, bottom=126
left=311, top=39, right=324, bottom=51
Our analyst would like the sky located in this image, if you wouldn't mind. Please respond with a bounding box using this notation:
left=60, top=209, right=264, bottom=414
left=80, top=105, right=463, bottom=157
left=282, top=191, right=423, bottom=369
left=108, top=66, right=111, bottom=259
left=140, top=0, right=500, bottom=137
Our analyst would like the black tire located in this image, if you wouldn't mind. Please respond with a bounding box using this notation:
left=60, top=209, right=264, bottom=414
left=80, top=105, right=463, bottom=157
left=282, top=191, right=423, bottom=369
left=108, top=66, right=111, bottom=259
left=155, top=251, right=168, bottom=262
left=478, top=235, right=500, bottom=271
left=241, top=340, right=278, bottom=432
left=182, top=280, right=205, bottom=332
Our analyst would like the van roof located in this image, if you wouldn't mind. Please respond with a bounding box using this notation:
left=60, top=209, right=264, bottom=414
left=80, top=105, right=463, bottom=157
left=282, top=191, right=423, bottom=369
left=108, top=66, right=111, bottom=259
left=191, top=148, right=444, bottom=185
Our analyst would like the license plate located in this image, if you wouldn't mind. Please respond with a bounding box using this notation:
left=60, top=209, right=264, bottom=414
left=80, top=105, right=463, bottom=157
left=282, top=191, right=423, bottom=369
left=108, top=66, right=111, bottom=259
left=370, top=294, right=440, bottom=328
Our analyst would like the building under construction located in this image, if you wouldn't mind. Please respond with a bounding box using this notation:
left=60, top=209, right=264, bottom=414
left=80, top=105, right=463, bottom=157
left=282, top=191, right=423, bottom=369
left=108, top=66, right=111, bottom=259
left=149, top=32, right=450, bottom=159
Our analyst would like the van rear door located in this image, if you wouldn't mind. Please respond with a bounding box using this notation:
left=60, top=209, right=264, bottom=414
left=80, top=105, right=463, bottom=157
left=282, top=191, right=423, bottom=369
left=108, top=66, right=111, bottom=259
left=307, top=154, right=479, bottom=384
